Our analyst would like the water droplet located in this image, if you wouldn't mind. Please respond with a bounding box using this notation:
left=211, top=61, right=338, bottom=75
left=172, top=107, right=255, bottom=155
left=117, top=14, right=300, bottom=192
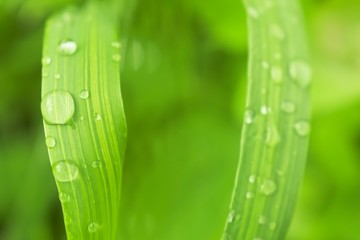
left=274, top=53, right=282, bottom=60
left=260, top=179, right=277, bottom=195
left=46, top=136, right=56, bottom=148
left=266, top=125, right=281, bottom=147
left=42, top=57, right=51, bottom=66
left=244, top=109, right=255, bottom=124
left=54, top=73, right=61, bottom=80
left=260, top=105, right=269, bottom=115
left=112, top=54, right=121, bottom=62
left=258, top=215, right=267, bottom=224
left=92, top=160, right=102, bottom=168
left=289, top=61, right=312, bottom=88
left=41, top=90, right=75, bottom=125
left=80, top=116, right=85, bottom=121
left=246, top=192, right=254, bottom=199
left=88, top=222, right=100, bottom=233
left=79, top=90, right=89, bottom=99
left=111, top=41, right=121, bottom=48
left=294, top=120, right=310, bottom=137
left=52, top=161, right=79, bottom=182
left=261, top=61, right=270, bottom=69
left=42, top=71, right=49, bottom=78
left=227, top=210, right=236, bottom=223
left=58, top=40, right=77, bottom=55
left=271, top=66, right=282, bottom=84
left=281, top=101, right=296, bottom=113
left=269, top=222, right=277, bottom=230
left=247, top=6, right=259, bottom=18
left=81, top=163, right=87, bottom=168
left=59, top=192, right=70, bottom=202
left=270, top=24, right=285, bottom=39
left=249, top=175, right=256, bottom=184
left=95, top=113, right=102, bottom=121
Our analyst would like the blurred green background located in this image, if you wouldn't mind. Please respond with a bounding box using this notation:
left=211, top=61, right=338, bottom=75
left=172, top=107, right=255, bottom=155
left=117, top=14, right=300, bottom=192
left=0, top=0, right=359, bottom=239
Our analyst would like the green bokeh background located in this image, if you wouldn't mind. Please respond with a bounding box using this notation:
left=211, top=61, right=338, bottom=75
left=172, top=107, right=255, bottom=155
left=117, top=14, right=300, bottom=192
left=0, top=0, right=359, bottom=239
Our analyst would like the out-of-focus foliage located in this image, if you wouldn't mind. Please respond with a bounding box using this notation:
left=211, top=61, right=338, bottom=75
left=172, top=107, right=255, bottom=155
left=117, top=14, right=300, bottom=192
left=0, top=0, right=359, bottom=239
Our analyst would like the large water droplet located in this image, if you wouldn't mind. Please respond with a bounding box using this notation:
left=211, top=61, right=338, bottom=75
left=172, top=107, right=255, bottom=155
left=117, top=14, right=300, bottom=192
left=59, top=192, right=71, bottom=202
left=244, top=109, right=255, bottom=124
left=79, top=90, right=89, bottom=100
left=260, top=179, right=276, bottom=195
left=88, top=222, right=100, bottom=233
left=53, top=161, right=79, bottom=182
left=46, top=136, right=56, bottom=148
left=281, top=101, right=296, bottom=113
left=271, top=66, right=283, bottom=84
left=266, top=125, right=280, bottom=147
left=294, top=120, right=310, bottom=137
left=289, top=61, right=312, bottom=88
left=261, top=105, right=269, bottom=115
left=41, top=90, right=75, bottom=125
left=111, top=41, right=121, bottom=49
left=42, top=57, right=51, bottom=66
left=58, top=40, right=77, bottom=55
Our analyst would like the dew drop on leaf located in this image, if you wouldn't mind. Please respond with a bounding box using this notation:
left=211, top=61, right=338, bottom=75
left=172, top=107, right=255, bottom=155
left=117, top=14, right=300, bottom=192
left=260, top=179, right=277, bottom=195
left=88, top=222, right=100, bottom=233
left=95, top=113, right=102, bottom=121
left=41, top=90, right=75, bottom=125
left=266, top=125, right=280, bottom=147
left=46, top=136, right=56, bottom=148
left=246, top=192, right=254, bottom=199
left=227, top=210, right=236, bottom=223
left=294, top=120, right=310, bottom=137
left=52, top=161, right=79, bottom=182
left=79, top=90, right=89, bottom=100
left=42, top=56, right=51, bottom=66
left=111, top=41, right=121, bottom=48
left=281, top=101, right=296, bottom=113
left=59, top=192, right=71, bottom=202
left=258, top=215, right=267, bottom=224
left=58, top=39, right=77, bottom=55
left=92, top=160, right=102, bottom=168
left=249, top=175, right=256, bottom=184
left=271, top=66, right=283, bottom=84
left=247, top=6, right=259, bottom=18
left=112, top=54, right=121, bottom=62
left=54, top=73, right=61, bottom=80
left=289, top=60, right=312, bottom=88
left=260, top=105, right=269, bottom=115
left=244, top=109, right=255, bottom=124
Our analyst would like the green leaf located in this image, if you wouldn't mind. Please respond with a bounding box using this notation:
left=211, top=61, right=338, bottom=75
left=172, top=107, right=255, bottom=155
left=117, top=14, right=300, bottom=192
left=223, top=0, right=311, bottom=239
left=41, top=2, right=126, bottom=240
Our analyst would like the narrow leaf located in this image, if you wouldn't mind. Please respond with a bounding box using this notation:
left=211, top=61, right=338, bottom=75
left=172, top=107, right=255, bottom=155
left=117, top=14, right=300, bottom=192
left=41, top=2, right=126, bottom=239
left=223, top=0, right=311, bottom=239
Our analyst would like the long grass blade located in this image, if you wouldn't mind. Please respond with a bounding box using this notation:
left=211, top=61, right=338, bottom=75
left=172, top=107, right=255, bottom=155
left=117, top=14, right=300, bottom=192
left=40, top=2, right=126, bottom=239
left=223, top=0, right=311, bottom=239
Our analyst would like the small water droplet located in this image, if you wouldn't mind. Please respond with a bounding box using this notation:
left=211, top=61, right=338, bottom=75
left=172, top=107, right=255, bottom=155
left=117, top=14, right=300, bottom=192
left=294, top=120, right=310, bottom=137
left=249, top=175, right=256, bottom=184
left=52, top=161, right=79, bottom=182
left=59, top=192, right=71, bottom=202
left=244, top=109, right=255, bottom=124
left=112, top=54, right=121, bottom=62
left=54, top=73, right=61, bottom=80
left=260, top=179, right=277, bottom=195
left=266, top=125, right=281, bottom=147
left=227, top=210, right=236, bottom=223
left=111, top=41, right=121, bottom=48
left=261, top=61, right=270, bottom=69
left=246, top=192, right=254, bottom=199
left=41, top=90, right=75, bottom=125
left=80, top=116, right=85, bottom=121
left=270, top=24, right=285, bottom=39
left=281, top=101, right=296, bottom=113
left=269, top=222, right=277, bottom=230
left=92, top=160, right=102, bottom=168
left=88, top=222, right=100, bottom=233
left=289, top=60, right=312, bottom=88
left=271, top=66, right=283, bottom=84
left=258, top=215, right=267, bottom=224
left=81, top=163, right=87, bottom=168
left=79, top=90, right=89, bottom=99
left=58, top=40, right=77, bottom=55
left=247, top=6, right=259, bottom=18
left=42, top=71, right=49, bottom=78
left=46, top=136, right=56, bottom=148
left=42, top=57, right=51, bottom=66
left=95, top=113, right=102, bottom=121
left=260, top=105, right=269, bottom=115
